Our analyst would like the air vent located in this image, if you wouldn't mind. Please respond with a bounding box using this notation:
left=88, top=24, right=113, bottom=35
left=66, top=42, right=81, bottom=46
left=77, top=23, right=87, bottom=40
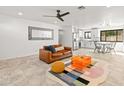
left=78, top=6, right=86, bottom=10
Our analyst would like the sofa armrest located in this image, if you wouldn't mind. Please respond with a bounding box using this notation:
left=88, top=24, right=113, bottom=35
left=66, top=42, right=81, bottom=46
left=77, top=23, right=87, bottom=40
left=64, top=47, right=72, bottom=51
left=39, top=49, right=52, bottom=62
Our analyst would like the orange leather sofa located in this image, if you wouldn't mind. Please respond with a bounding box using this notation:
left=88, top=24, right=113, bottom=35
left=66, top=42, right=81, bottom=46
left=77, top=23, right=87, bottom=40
left=39, top=44, right=72, bottom=64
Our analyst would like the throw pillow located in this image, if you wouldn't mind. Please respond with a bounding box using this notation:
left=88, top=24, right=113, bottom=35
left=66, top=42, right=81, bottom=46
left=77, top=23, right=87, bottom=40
left=48, top=45, right=56, bottom=53
left=55, top=46, right=64, bottom=52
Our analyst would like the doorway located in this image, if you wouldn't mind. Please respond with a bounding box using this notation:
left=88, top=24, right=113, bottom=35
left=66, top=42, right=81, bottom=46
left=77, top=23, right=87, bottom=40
left=58, top=29, right=64, bottom=45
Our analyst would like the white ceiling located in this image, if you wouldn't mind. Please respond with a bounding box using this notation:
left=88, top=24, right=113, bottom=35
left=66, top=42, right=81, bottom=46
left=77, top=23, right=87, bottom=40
left=0, top=6, right=124, bottom=27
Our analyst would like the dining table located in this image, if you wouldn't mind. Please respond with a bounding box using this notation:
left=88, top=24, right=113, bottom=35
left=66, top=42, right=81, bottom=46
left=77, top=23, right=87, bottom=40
left=96, top=42, right=112, bottom=53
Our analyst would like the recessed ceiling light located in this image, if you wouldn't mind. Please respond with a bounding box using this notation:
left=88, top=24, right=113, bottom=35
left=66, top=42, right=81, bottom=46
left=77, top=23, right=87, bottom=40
left=18, top=12, right=23, bottom=16
left=106, top=6, right=111, bottom=8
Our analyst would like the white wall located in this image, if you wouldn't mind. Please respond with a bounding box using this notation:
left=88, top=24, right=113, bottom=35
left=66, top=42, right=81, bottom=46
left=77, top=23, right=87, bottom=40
left=0, top=14, right=59, bottom=60
left=61, top=25, right=72, bottom=47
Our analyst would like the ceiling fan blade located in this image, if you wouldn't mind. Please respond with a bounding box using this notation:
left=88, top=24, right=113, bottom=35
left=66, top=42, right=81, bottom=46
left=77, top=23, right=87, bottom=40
left=60, top=12, right=70, bottom=17
left=57, top=17, right=64, bottom=21
left=43, top=15, right=56, bottom=17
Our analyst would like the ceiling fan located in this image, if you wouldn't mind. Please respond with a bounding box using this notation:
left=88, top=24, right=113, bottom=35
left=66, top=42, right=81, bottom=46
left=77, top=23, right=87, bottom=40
left=43, top=10, right=70, bottom=22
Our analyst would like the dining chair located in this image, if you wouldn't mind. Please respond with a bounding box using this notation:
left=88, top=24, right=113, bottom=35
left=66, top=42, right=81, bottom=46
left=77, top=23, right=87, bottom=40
left=93, top=41, right=102, bottom=53
left=106, top=42, right=116, bottom=54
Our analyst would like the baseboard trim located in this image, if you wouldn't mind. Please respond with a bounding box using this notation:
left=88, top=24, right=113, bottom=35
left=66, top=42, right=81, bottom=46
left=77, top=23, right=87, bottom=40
left=0, top=53, right=38, bottom=61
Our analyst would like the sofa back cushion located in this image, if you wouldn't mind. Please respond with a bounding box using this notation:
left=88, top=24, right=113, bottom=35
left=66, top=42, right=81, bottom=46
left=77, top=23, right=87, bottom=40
left=44, top=44, right=63, bottom=53
left=55, top=46, right=64, bottom=52
left=44, top=46, right=49, bottom=50
left=44, top=44, right=62, bottom=49
left=52, top=44, right=62, bottom=48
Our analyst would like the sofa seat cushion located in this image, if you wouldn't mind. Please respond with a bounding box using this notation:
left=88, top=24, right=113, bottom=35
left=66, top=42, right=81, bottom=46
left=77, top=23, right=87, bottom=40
left=52, top=52, right=63, bottom=57
left=63, top=51, right=71, bottom=55
left=58, top=50, right=71, bottom=55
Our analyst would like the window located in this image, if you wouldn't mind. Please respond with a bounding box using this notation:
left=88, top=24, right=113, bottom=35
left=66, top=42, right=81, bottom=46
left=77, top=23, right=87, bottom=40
left=84, top=32, right=91, bottom=39
left=100, top=29, right=123, bottom=42
left=79, top=31, right=83, bottom=37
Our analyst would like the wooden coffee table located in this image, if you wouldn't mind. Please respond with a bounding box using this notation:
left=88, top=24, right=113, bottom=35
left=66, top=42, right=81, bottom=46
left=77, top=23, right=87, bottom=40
left=47, top=59, right=109, bottom=86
